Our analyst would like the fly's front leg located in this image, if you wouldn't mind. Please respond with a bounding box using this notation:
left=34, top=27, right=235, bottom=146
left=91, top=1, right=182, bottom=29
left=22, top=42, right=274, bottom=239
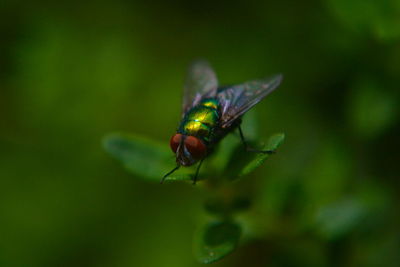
left=161, top=165, right=180, bottom=184
left=238, top=125, right=276, bottom=154
left=192, top=158, right=204, bottom=185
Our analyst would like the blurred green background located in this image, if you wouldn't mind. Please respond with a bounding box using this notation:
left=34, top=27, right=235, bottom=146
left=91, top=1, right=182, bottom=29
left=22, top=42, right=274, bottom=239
left=1, top=0, right=400, bottom=266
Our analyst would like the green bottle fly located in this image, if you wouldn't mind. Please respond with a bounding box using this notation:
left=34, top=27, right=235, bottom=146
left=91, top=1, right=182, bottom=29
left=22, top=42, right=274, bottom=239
left=163, top=61, right=283, bottom=184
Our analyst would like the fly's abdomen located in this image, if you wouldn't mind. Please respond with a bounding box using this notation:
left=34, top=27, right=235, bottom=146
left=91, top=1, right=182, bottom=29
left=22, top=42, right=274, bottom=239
left=179, top=99, right=219, bottom=142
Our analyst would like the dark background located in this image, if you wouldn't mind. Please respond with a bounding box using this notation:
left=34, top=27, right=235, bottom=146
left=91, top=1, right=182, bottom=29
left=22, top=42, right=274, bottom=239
left=1, top=0, right=399, bottom=266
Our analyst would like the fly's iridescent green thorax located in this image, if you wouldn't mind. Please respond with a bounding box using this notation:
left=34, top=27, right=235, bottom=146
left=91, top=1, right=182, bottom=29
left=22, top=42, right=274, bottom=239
left=178, top=98, right=220, bottom=143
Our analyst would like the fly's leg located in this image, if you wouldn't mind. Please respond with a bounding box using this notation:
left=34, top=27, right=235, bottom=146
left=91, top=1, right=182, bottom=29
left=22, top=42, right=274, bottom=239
left=160, top=165, right=180, bottom=184
left=238, top=125, right=276, bottom=154
left=192, top=158, right=204, bottom=185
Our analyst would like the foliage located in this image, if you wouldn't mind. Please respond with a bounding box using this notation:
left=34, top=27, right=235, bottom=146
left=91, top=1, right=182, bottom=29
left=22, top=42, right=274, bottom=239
left=103, top=131, right=285, bottom=263
left=1, top=0, right=400, bottom=266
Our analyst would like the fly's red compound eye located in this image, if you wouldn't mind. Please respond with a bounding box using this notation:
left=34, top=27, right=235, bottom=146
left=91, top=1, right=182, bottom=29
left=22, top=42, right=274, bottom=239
left=170, top=134, right=183, bottom=153
left=184, top=136, right=207, bottom=159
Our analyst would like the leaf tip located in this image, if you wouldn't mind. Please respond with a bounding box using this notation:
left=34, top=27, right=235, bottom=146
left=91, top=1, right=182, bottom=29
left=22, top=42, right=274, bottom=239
left=194, top=221, right=241, bottom=264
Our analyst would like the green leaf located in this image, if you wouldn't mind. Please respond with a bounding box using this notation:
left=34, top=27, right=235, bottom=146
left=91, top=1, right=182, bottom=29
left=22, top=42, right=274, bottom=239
left=102, top=133, right=192, bottom=182
left=210, top=134, right=239, bottom=173
left=224, top=133, right=285, bottom=180
left=239, top=133, right=285, bottom=177
left=211, top=110, right=259, bottom=173
left=194, top=221, right=241, bottom=264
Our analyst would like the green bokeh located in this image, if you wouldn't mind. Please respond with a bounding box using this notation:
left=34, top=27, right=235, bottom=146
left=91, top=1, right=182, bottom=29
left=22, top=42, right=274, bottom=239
left=1, top=0, right=399, bottom=266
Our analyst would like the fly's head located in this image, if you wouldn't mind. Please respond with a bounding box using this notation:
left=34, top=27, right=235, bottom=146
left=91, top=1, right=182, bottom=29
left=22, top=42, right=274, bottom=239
left=170, top=133, right=207, bottom=166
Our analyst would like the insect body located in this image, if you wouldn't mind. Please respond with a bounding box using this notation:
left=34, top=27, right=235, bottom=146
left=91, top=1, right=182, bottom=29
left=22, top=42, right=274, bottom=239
left=180, top=98, right=220, bottom=146
left=162, top=61, right=282, bottom=184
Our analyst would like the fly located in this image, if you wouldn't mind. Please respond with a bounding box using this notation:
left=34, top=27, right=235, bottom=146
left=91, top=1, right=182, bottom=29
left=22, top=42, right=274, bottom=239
left=161, top=60, right=283, bottom=184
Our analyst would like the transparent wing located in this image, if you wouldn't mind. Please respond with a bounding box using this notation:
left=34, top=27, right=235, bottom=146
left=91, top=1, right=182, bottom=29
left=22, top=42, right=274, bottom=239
left=182, top=60, right=218, bottom=113
left=218, top=74, right=283, bottom=128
